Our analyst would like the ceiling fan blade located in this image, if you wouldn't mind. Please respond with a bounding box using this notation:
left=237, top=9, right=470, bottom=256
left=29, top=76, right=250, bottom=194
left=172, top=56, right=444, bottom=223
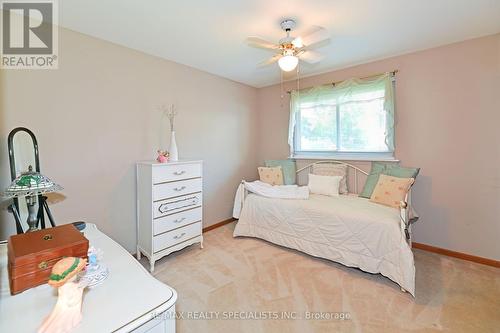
left=298, top=26, right=330, bottom=48
left=299, top=50, right=324, bottom=64
left=301, top=39, right=331, bottom=51
left=246, top=36, right=279, bottom=50
left=258, top=54, right=282, bottom=67
left=292, top=37, right=304, bottom=48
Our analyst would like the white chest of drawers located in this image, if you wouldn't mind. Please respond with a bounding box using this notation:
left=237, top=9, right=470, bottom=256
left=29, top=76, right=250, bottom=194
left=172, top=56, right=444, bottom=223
left=136, top=160, right=203, bottom=272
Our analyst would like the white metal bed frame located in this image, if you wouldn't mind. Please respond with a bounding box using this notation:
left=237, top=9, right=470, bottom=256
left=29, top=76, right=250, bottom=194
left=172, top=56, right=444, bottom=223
left=296, top=160, right=369, bottom=193
left=295, top=160, right=415, bottom=245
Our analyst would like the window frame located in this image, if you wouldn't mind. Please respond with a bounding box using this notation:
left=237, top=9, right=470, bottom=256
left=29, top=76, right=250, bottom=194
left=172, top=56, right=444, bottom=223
left=292, top=81, right=396, bottom=161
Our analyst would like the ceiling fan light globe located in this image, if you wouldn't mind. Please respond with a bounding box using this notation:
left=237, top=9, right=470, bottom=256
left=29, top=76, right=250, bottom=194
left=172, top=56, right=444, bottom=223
left=278, top=55, right=298, bottom=72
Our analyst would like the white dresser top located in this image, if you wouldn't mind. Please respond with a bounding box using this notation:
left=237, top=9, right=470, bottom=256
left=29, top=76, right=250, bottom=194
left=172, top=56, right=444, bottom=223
left=0, top=224, right=177, bottom=332
left=137, top=160, right=202, bottom=166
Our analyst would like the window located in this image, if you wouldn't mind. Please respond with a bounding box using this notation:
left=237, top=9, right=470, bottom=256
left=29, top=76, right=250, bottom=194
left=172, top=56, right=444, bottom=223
left=289, top=73, right=395, bottom=159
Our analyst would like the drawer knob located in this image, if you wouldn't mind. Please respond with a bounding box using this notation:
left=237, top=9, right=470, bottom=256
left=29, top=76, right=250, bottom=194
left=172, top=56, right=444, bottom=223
left=173, top=171, right=186, bottom=176
left=173, top=232, right=186, bottom=240
left=174, top=186, right=186, bottom=192
left=38, top=261, right=48, bottom=270
left=173, top=217, right=186, bottom=223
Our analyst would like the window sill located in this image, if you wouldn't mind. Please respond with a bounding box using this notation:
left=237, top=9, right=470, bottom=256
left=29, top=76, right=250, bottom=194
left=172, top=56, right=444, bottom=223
left=290, top=153, right=399, bottom=162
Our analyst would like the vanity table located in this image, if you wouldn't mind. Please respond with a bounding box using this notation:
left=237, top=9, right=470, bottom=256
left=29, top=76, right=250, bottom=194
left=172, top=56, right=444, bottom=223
left=0, top=224, right=177, bottom=332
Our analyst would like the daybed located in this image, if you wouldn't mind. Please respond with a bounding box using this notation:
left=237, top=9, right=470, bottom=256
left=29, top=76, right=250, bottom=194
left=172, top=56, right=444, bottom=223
left=233, top=161, right=418, bottom=296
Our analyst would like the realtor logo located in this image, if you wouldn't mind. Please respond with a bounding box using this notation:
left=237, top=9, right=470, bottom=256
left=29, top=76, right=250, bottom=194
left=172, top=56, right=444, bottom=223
left=1, top=0, right=58, bottom=69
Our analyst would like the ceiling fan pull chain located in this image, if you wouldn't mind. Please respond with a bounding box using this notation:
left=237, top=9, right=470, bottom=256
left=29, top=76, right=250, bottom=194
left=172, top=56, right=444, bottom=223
left=297, top=61, right=300, bottom=92
left=280, top=69, right=284, bottom=108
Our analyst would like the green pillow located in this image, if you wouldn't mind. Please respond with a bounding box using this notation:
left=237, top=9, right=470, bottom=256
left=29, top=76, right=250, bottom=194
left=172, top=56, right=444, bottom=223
left=359, top=162, right=420, bottom=198
left=265, top=160, right=296, bottom=185
left=359, top=162, right=392, bottom=198
left=384, top=165, right=420, bottom=179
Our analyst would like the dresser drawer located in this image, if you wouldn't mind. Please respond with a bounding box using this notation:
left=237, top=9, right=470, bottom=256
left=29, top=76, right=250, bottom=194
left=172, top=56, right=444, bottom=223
left=153, top=193, right=202, bottom=219
left=153, top=221, right=202, bottom=252
left=152, top=163, right=201, bottom=184
left=153, top=178, right=202, bottom=201
left=153, top=207, right=202, bottom=235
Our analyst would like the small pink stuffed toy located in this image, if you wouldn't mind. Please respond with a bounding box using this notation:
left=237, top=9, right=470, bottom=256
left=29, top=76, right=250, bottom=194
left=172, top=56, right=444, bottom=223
left=156, top=150, right=169, bottom=163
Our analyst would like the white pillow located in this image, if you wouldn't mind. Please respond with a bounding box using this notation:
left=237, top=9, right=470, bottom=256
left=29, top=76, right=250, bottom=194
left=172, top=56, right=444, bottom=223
left=312, top=164, right=348, bottom=194
left=308, top=174, right=342, bottom=197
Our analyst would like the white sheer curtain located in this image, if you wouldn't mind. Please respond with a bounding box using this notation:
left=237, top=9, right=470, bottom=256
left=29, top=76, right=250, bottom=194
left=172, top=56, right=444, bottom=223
left=288, top=73, right=395, bottom=156
left=289, top=84, right=334, bottom=154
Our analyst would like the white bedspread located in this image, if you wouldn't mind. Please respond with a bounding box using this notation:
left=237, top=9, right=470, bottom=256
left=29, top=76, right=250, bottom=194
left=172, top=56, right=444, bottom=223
left=233, top=193, right=416, bottom=296
left=233, top=181, right=309, bottom=218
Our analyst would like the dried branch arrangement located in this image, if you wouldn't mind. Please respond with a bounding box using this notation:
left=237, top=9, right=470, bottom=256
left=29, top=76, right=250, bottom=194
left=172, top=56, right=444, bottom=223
left=160, top=104, right=177, bottom=131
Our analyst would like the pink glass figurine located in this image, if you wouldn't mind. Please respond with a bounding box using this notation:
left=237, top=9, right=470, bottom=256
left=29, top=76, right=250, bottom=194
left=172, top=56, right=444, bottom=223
left=156, top=150, right=169, bottom=163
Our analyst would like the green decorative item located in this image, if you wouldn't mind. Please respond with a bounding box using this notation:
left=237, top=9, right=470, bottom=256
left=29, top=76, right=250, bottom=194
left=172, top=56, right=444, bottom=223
left=49, top=258, right=81, bottom=282
left=265, top=160, right=297, bottom=185
left=2, top=165, right=62, bottom=232
left=3, top=165, right=61, bottom=198
left=16, top=174, right=41, bottom=187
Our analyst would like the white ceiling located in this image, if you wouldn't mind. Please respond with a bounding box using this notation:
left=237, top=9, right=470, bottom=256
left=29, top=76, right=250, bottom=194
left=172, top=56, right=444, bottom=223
left=59, top=0, right=500, bottom=88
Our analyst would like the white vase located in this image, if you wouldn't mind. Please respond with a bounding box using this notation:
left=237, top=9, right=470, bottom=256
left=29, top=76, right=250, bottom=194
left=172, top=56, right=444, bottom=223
left=169, top=131, right=178, bottom=161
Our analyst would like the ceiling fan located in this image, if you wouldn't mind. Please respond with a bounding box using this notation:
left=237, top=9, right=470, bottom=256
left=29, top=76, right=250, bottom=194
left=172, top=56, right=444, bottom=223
left=246, top=19, right=330, bottom=72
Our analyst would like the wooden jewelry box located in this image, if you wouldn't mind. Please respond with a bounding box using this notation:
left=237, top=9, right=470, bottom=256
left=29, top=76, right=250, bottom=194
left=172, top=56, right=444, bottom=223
left=7, top=224, right=89, bottom=295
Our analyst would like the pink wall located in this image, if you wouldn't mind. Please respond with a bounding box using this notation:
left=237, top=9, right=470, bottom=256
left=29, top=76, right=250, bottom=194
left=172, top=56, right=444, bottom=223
left=257, top=34, right=500, bottom=260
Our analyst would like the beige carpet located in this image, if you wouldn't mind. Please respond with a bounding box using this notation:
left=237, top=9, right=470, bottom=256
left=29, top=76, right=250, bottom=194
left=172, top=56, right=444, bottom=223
left=141, top=223, right=499, bottom=333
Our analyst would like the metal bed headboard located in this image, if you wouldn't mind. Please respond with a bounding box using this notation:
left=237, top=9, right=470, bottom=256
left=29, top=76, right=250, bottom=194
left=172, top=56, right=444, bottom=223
left=296, top=160, right=369, bottom=194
